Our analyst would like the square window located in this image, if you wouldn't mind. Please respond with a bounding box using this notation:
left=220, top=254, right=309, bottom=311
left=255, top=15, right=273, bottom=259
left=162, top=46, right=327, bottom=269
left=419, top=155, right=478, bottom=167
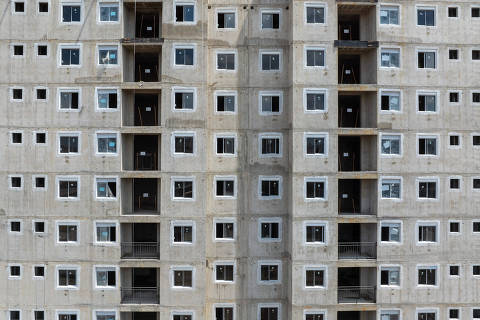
left=259, top=177, right=281, bottom=199
left=175, top=3, right=194, bottom=22
left=380, top=6, right=399, bottom=25
left=215, top=307, right=234, bottom=320
left=450, top=178, right=460, bottom=189
left=381, top=91, right=401, bottom=111
left=306, top=5, right=325, bottom=24
left=418, top=224, right=437, bottom=242
left=14, top=2, right=24, bottom=13
left=449, top=49, right=458, bottom=60
left=59, top=135, right=79, bottom=154
left=38, top=2, right=48, bottom=13
left=36, top=132, right=46, bottom=144
left=58, top=179, right=79, bottom=198
left=305, top=180, right=326, bottom=199
left=305, top=223, right=325, bottom=244
left=305, top=90, right=325, bottom=112
left=173, top=223, right=193, bottom=244
left=36, top=88, right=47, bottom=100
left=381, top=179, right=401, bottom=199
left=174, top=134, right=194, bottom=154
left=35, top=177, right=46, bottom=188
left=381, top=49, right=400, bottom=68
left=260, top=135, right=281, bottom=156
left=95, top=267, right=116, bottom=287
left=215, top=264, right=234, bottom=282
left=449, top=309, right=459, bottom=320
left=305, top=49, right=325, bottom=67
left=259, top=306, right=279, bottom=320
left=96, top=178, right=117, bottom=199
left=217, top=52, right=235, bottom=70
left=418, top=51, right=436, bottom=69
left=58, top=268, right=78, bottom=287
left=58, top=312, right=78, bottom=320
left=173, top=180, right=194, bottom=199
left=305, top=268, right=325, bottom=288
left=259, top=263, right=280, bottom=282
left=10, top=265, right=21, bottom=277
left=10, top=177, right=22, bottom=189
left=216, top=93, right=235, bottom=112
left=97, top=133, right=117, bottom=153
left=262, top=11, right=279, bottom=29
left=473, top=221, right=480, bottom=232
left=418, top=93, right=437, bottom=112
left=175, top=47, right=194, bottom=66
left=449, top=265, right=459, bottom=276
left=381, top=222, right=401, bottom=242
left=60, top=47, right=80, bottom=66
left=418, top=137, right=437, bottom=155
left=380, top=266, right=400, bottom=286
left=174, top=90, right=195, bottom=110
left=34, top=266, right=45, bottom=277
left=216, top=137, right=235, bottom=155
left=98, top=46, right=118, bottom=65
left=261, top=52, right=280, bottom=71
left=215, top=220, right=235, bottom=240
left=217, top=11, right=235, bottom=28
left=13, top=45, right=24, bottom=56
left=260, top=93, right=281, bottom=114
left=449, top=92, right=459, bottom=103
left=10, top=311, right=20, bottom=320
left=215, top=178, right=236, bottom=197
left=448, top=7, right=458, bottom=18
left=418, top=267, right=437, bottom=285
left=96, top=223, right=116, bottom=242
left=172, top=269, right=193, bottom=288
left=449, top=135, right=459, bottom=146
left=10, top=221, right=21, bottom=232
left=473, top=50, right=480, bottom=60
left=417, top=8, right=435, bottom=26
left=259, top=219, right=281, bottom=241
left=59, top=91, right=80, bottom=110
left=34, top=221, right=45, bottom=233
left=12, top=88, right=23, bottom=100
left=305, top=135, right=326, bottom=155
left=99, top=3, right=119, bottom=22
left=97, top=89, right=117, bottom=109
left=62, top=5, right=81, bottom=22
left=473, top=7, right=480, bottom=18
left=37, top=45, right=48, bottom=56
left=12, top=132, right=22, bottom=144
left=450, top=221, right=460, bottom=233
left=58, top=224, right=78, bottom=242
left=34, top=311, right=44, bottom=320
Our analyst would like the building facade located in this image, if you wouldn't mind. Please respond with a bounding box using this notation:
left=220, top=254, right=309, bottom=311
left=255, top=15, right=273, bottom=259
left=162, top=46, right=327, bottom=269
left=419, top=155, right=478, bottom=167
left=1, top=0, right=480, bottom=319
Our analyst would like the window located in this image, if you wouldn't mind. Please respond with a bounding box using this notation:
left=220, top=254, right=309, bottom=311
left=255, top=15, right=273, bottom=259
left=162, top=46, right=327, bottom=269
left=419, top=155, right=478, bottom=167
left=305, top=312, right=325, bottom=320
left=215, top=263, right=234, bottom=282
left=379, top=135, right=400, bottom=157
left=34, top=221, right=45, bottom=233
left=448, top=7, right=458, bottom=18
left=260, top=51, right=280, bottom=71
left=449, top=221, right=460, bottom=233
left=259, top=305, right=279, bottom=320
left=9, top=265, right=21, bottom=278
left=215, top=306, right=234, bottom=320
left=305, top=48, right=325, bottom=67
left=449, top=309, right=459, bottom=320
left=418, top=180, right=437, bottom=199
left=215, top=177, right=236, bottom=198
left=57, top=312, right=78, bottom=320
left=11, top=132, right=23, bottom=144
left=473, top=50, right=480, bottom=60
left=381, top=222, right=401, bottom=243
left=173, top=133, right=195, bottom=154
left=215, top=92, right=236, bottom=113
left=9, top=220, right=21, bottom=233
left=259, top=176, right=281, bottom=199
left=418, top=223, right=438, bottom=243
left=95, top=267, right=116, bottom=288
left=449, top=265, right=459, bottom=277
left=304, top=89, right=326, bottom=112
left=380, top=266, right=400, bottom=286
left=449, top=49, right=459, bottom=60
left=305, top=4, right=325, bottom=24
left=381, top=48, right=400, bottom=68
left=216, top=135, right=235, bottom=155
left=418, top=50, right=436, bottom=69
left=305, top=179, right=326, bottom=200
left=58, top=134, right=79, bottom=154
left=98, top=46, right=118, bottom=65
left=305, top=134, right=327, bottom=156
left=62, top=4, right=81, bottom=22
left=58, top=223, right=78, bottom=243
left=473, top=92, right=480, bottom=104
left=418, top=136, right=437, bottom=155
left=10, top=311, right=20, bottom=320
left=11, top=88, right=23, bottom=101
left=175, top=2, right=194, bottom=23
left=474, top=265, right=480, bottom=276
left=473, top=7, right=480, bottom=18
left=57, top=267, right=78, bottom=288
left=10, top=176, right=23, bottom=189
left=97, top=133, right=117, bottom=154
left=58, top=178, right=78, bottom=199
left=262, top=10, right=280, bottom=29
left=95, top=222, right=116, bottom=243
left=60, top=45, right=80, bottom=66
left=37, top=44, right=48, bottom=56
left=172, top=313, right=192, bottom=320
left=418, top=267, right=437, bottom=285
left=97, top=89, right=118, bottom=110
left=259, top=134, right=282, bottom=157
left=380, top=311, right=400, bottom=320
left=215, top=219, right=235, bottom=240
left=172, top=268, right=193, bottom=288
left=13, top=45, right=24, bottom=56
left=59, top=89, right=80, bottom=110
left=13, top=1, right=24, bottom=13
left=172, top=221, right=194, bottom=244
left=173, top=88, right=195, bottom=110
left=217, top=52, right=236, bottom=70
left=418, top=93, right=437, bottom=112
left=36, top=88, right=47, bottom=100
left=449, top=91, right=460, bottom=103
left=380, top=91, right=401, bottom=112
left=304, top=222, right=326, bottom=244
left=34, top=311, right=45, bottom=320
left=35, top=132, right=47, bottom=144
left=450, top=178, right=460, bottom=190
left=305, top=267, right=325, bottom=288
left=259, top=92, right=282, bottom=114
left=381, top=179, right=401, bottom=199
left=34, top=176, right=47, bottom=189
left=473, top=221, right=480, bottom=232
left=173, top=179, right=194, bottom=199
left=380, top=6, right=399, bottom=25
left=95, top=312, right=115, bottom=320
left=417, top=7, right=435, bottom=26
left=259, top=218, right=281, bottom=242
left=217, top=10, right=235, bottom=28
left=175, top=47, right=194, bottom=66
left=99, top=3, right=119, bottom=22
left=474, top=179, right=480, bottom=190
left=474, top=135, right=480, bottom=146
left=258, top=262, right=280, bottom=283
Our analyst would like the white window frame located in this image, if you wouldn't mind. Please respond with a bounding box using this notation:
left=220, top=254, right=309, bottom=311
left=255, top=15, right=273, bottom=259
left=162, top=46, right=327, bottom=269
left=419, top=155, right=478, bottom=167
left=304, top=46, right=326, bottom=69
left=416, top=90, right=439, bottom=113
left=35, top=43, right=49, bottom=57
left=11, top=0, right=26, bottom=15
left=93, top=265, right=118, bottom=289
left=472, top=90, right=480, bottom=106
left=303, top=221, right=327, bottom=246
left=97, top=2, right=120, bottom=24
left=32, top=174, right=48, bottom=191
left=94, top=221, right=118, bottom=245
left=303, top=265, right=327, bottom=289
left=448, top=90, right=462, bottom=105
left=416, top=134, right=439, bottom=157
left=170, top=220, right=196, bottom=245
left=379, top=133, right=402, bottom=157
left=171, top=87, right=197, bottom=112
left=34, top=86, right=49, bottom=102
left=214, top=175, right=237, bottom=199
left=379, top=47, right=401, bottom=69
left=304, top=310, right=327, bottom=320
left=56, top=311, right=80, bottom=320
left=379, top=176, right=402, bottom=200
left=260, top=9, right=281, bottom=30
left=95, top=87, right=119, bottom=112
left=95, top=177, right=118, bottom=201
left=378, top=310, right=402, bottom=320
left=257, top=261, right=282, bottom=285
left=379, top=220, right=403, bottom=245
left=8, top=175, right=23, bottom=190
left=171, top=176, right=196, bottom=201
left=448, top=264, right=461, bottom=278
left=56, top=176, right=80, bottom=201
left=259, top=49, right=282, bottom=72
left=258, top=91, right=283, bottom=115
left=55, top=265, right=80, bottom=290
left=448, top=308, right=460, bottom=320
left=170, top=311, right=194, bottom=320
left=448, top=133, right=461, bottom=149
left=303, top=133, right=328, bottom=157
left=57, top=132, right=81, bottom=156
left=258, top=175, right=282, bottom=200
left=171, top=131, right=196, bottom=156
left=379, top=265, right=401, bottom=288
left=214, top=90, right=237, bottom=114
left=213, top=261, right=236, bottom=284
left=215, top=8, right=236, bottom=30
left=304, top=2, right=327, bottom=25
left=95, top=131, right=119, bottom=156
left=57, top=43, right=82, bottom=68
left=96, top=44, right=119, bottom=67
left=93, top=310, right=118, bottom=320
left=379, top=89, right=402, bottom=113
left=416, top=266, right=439, bottom=287
left=213, top=217, right=236, bottom=242
left=10, top=43, right=25, bottom=58
left=33, top=130, right=48, bottom=145
left=8, top=264, right=22, bottom=279
left=258, top=217, right=282, bottom=243
left=56, top=221, right=80, bottom=244
left=416, top=221, right=440, bottom=245
left=447, top=5, right=460, bottom=19
left=215, top=133, right=237, bottom=157
left=57, top=88, right=81, bottom=112
left=173, top=1, right=196, bottom=25
left=9, top=130, right=23, bottom=145
left=304, top=177, right=327, bottom=201
left=10, top=87, right=24, bottom=102
left=32, top=220, right=47, bottom=234
left=170, top=265, right=195, bottom=289
left=258, top=132, right=283, bottom=158
left=417, top=177, right=439, bottom=200
left=215, top=49, right=237, bottom=72
left=33, top=265, right=46, bottom=279
left=379, top=4, right=400, bottom=26
left=172, top=43, right=196, bottom=68
left=303, top=88, right=327, bottom=113
left=448, top=220, right=461, bottom=235
left=416, top=6, right=436, bottom=27
left=416, top=48, right=438, bottom=70
left=59, top=1, right=83, bottom=24
left=257, top=304, right=281, bottom=320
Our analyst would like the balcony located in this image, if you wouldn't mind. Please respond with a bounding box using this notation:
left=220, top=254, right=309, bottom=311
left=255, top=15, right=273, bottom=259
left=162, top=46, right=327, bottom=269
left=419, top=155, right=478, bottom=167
left=121, top=223, right=159, bottom=259
left=338, top=242, right=376, bottom=259
left=121, top=178, right=160, bottom=215
left=121, top=287, right=159, bottom=304
left=338, top=267, right=376, bottom=303
left=123, top=2, right=163, bottom=43
left=121, top=268, right=159, bottom=304
left=338, top=179, right=377, bottom=215
left=122, top=134, right=160, bottom=171
left=123, top=50, right=161, bottom=83
left=338, top=223, right=377, bottom=259
left=338, top=136, right=377, bottom=172
left=338, top=92, right=377, bottom=129
left=123, top=93, right=160, bottom=127
left=121, top=313, right=159, bottom=320
left=338, top=311, right=376, bottom=320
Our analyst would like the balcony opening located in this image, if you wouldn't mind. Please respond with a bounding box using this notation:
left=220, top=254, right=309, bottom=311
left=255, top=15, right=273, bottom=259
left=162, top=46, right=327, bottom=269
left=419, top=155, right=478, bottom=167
left=338, top=223, right=377, bottom=259
left=135, top=94, right=159, bottom=126
left=338, top=136, right=376, bottom=171
left=121, top=268, right=159, bottom=304
left=135, top=53, right=159, bottom=82
left=339, top=54, right=360, bottom=84
left=339, top=15, right=360, bottom=40
left=135, top=135, right=159, bottom=170
left=121, top=313, right=158, bottom=320
left=121, top=223, right=159, bottom=259
left=338, top=52, right=377, bottom=85
left=123, top=3, right=162, bottom=40
left=338, top=179, right=377, bottom=215
left=337, top=311, right=376, bottom=320
left=337, top=4, right=376, bottom=42
left=121, top=178, right=159, bottom=214
left=136, top=11, right=160, bottom=38
left=338, top=267, right=376, bottom=303
left=338, top=92, right=377, bottom=128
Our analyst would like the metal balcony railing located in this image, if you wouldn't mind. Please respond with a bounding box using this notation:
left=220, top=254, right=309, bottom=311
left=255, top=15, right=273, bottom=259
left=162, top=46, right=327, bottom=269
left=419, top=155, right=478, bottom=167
left=338, top=286, right=376, bottom=303
left=338, top=242, right=377, bottom=259
left=121, top=287, right=159, bottom=304
left=121, top=242, right=160, bottom=259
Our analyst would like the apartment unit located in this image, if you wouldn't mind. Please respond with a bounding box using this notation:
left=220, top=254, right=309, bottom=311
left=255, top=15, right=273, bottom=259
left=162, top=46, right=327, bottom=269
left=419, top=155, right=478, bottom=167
left=1, top=0, right=480, bottom=319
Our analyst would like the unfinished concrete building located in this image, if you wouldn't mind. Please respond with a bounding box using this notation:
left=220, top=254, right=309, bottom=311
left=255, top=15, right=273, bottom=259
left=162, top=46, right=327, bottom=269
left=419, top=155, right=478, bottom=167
left=1, top=0, right=480, bottom=319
